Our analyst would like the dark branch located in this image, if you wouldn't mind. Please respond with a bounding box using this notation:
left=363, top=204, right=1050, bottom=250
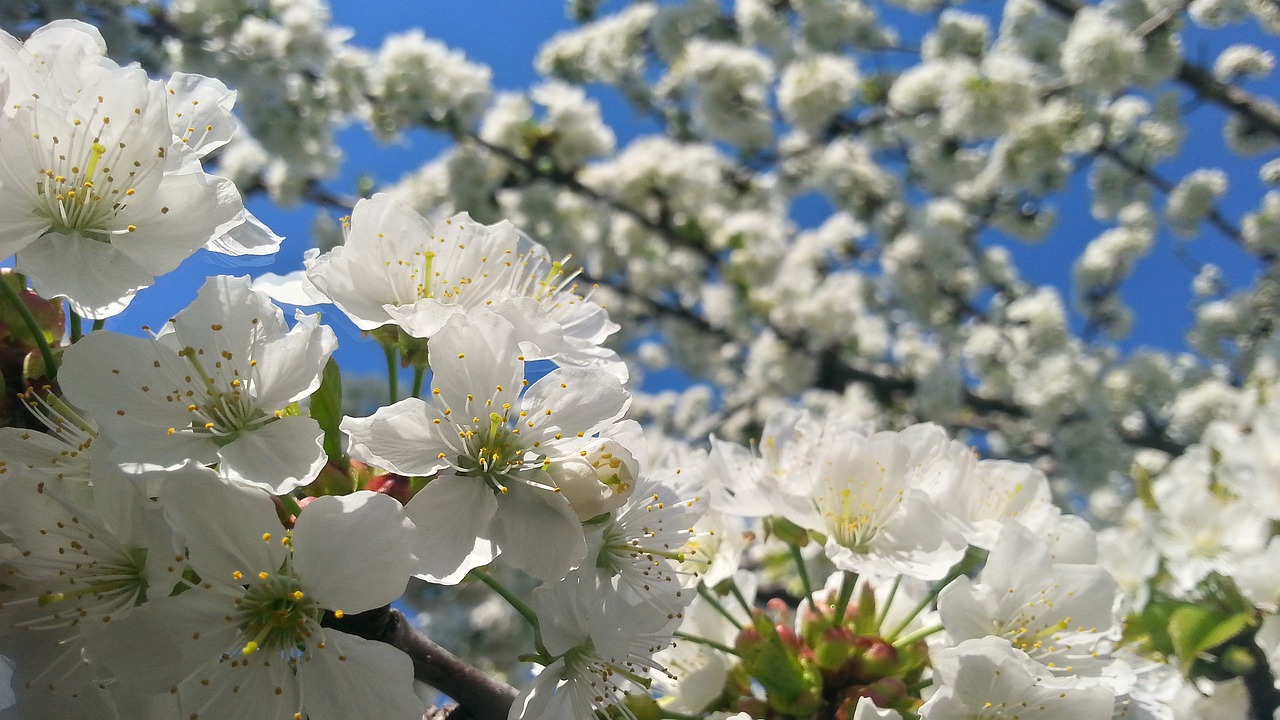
left=325, top=606, right=517, bottom=720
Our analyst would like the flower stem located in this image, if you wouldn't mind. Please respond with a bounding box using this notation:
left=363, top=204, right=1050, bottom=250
left=697, top=583, right=745, bottom=630
left=470, top=569, right=552, bottom=660
left=91, top=318, right=104, bottom=332
left=69, top=312, right=83, bottom=343
left=728, top=580, right=754, bottom=617
left=673, top=630, right=740, bottom=656
left=789, top=543, right=816, bottom=611
left=892, top=623, right=944, bottom=648
left=875, top=575, right=902, bottom=632
left=277, top=493, right=303, bottom=520
left=411, top=366, right=426, bottom=398
left=383, top=344, right=399, bottom=404
left=831, top=571, right=857, bottom=626
left=0, top=277, right=57, bottom=378
left=884, top=547, right=984, bottom=643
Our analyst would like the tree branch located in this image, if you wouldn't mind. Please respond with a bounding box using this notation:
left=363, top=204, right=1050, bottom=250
left=1038, top=0, right=1280, bottom=142
left=325, top=606, right=518, bottom=720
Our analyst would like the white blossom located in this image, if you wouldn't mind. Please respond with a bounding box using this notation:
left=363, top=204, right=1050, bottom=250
left=58, top=275, right=337, bottom=494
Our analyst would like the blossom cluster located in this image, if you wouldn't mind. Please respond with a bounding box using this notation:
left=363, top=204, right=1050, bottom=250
left=0, top=3, right=1278, bottom=720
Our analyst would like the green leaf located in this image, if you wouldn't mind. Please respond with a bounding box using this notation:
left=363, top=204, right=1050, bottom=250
left=1168, top=605, right=1253, bottom=672
left=311, top=358, right=347, bottom=471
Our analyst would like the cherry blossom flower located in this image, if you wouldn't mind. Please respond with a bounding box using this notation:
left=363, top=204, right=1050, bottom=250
left=59, top=275, right=337, bottom=494
left=342, top=312, right=630, bottom=583
left=0, top=22, right=272, bottom=318
left=937, top=524, right=1120, bottom=677
left=0, top=462, right=185, bottom=708
left=782, top=425, right=967, bottom=582
left=100, top=473, right=423, bottom=720
left=273, top=192, right=626, bottom=379
left=920, top=636, right=1115, bottom=720
left=512, top=574, right=680, bottom=720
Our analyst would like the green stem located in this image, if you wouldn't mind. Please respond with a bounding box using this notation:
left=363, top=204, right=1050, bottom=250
left=673, top=631, right=740, bottom=657
left=875, top=575, right=902, bottom=632
left=69, top=312, right=83, bottom=343
left=906, top=678, right=933, bottom=694
left=830, top=571, right=857, bottom=627
left=471, top=570, right=552, bottom=660
left=892, top=623, right=944, bottom=648
left=884, top=547, right=985, bottom=643
left=383, top=344, right=399, bottom=404
left=277, top=493, right=303, bottom=520
left=728, top=581, right=755, bottom=617
left=697, top=583, right=745, bottom=630
left=411, top=366, right=426, bottom=398
left=789, top=543, right=816, bottom=612
left=661, top=711, right=702, bottom=720
left=0, top=278, right=57, bottom=379
left=91, top=319, right=104, bottom=332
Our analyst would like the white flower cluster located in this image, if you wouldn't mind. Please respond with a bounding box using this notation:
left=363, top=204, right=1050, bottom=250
left=0, top=0, right=1279, bottom=717
left=0, top=21, right=277, bottom=319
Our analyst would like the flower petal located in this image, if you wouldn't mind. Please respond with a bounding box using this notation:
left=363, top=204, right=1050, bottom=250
left=217, top=415, right=326, bottom=494
left=291, top=492, right=416, bottom=613
left=157, top=466, right=287, bottom=583
left=492, top=479, right=585, bottom=582
left=301, top=629, right=425, bottom=720
left=404, top=477, right=499, bottom=585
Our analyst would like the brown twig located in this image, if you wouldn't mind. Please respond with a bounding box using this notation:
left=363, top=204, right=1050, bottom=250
left=324, top=606, right=518, bottom=720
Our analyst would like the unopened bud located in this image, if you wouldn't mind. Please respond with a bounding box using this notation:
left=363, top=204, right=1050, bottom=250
left=858, top=639, right=899, bottom=680
left=814, top=627, right=858, bottom=671
left=547, top=438, right=638, bottom=520
left=367, top=473, right=414, bottom=505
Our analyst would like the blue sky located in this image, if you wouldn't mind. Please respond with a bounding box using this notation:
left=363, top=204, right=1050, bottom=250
left=74, top=2, right=1278, bottom=382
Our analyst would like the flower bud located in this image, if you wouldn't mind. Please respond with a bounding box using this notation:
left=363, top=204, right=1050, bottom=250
left=858, top=639, right=899, bottom=679
left=547, top=438, right=638, bottom=520
left=367, top=473, right=414, bottom=505
left=307, top=460, right=359, bottom=497
left=813, top=627, right=858, bottom=671
left=768, top=515, right=810, bottom=546
left=858, top=676, right=908, bottom=708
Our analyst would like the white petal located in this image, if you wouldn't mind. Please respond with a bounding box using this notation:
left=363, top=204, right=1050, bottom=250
left=342, top=398, right=452, bottom=476
left=16, top=232, right=151, bottom=318
left=158, top=466, right=287, bottom=583
left=491, top=480, right=585, bottom=582
left=509, top=661, right=566, bottom=720
left=521, top=367, right=629, bottom=446
left=250, top=310, right=337, bottom=410
left=301, top=629, right=425, bottom=720
left=164, top=72, right=237, bottom=158
left=169, top=275, right=286, bottom=360
left=428, top=313, right=524, bottom=411
left=113, top=167, right=244, bottom=276
left=251, top=265, right=329, bottom=307
left=291, top=492, right=416, bottom=613
left=404, top=478, right=499, bottom=585
left=217, top=416, right=326, bottom=494
left=206, top=207, right=284, bottom=256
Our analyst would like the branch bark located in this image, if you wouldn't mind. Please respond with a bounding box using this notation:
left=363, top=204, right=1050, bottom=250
left=325, top=606, right=518, bottom=720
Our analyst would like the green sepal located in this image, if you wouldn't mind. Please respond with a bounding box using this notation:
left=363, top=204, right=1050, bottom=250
left=311, top=357, right=348, bottom=471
